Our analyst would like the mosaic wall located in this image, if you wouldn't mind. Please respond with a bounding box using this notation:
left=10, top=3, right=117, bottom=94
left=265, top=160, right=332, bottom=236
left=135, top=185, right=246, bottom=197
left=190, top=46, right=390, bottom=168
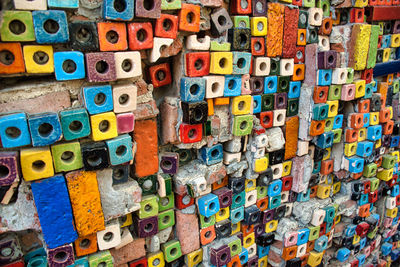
left=0, top=0, right=400, bottom=266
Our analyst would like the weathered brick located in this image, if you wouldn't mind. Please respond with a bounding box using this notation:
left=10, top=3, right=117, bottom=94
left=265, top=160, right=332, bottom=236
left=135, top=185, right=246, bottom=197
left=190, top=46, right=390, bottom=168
left=110, top=238, right=146, bottom=265
left=282, top=6, right=299, bottom=58
left=133, top=100, right=159, bottom=121
left=0, top=91, right=71, bottom=114
left=160, top=98, right=179, bottom=145
left=97, top=168, right=142, bottom=221
left=0, top=181, right=40, bottom=233
left=175, top=210, right=200, bottom=255
left=291, top=155, right=312, bottom=193
left=304, top=44, right=318, bottom=86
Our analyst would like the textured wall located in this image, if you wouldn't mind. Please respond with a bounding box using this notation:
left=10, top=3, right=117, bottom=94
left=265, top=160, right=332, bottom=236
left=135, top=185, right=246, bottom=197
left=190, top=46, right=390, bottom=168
left=0, top=0, right=400, bottom=267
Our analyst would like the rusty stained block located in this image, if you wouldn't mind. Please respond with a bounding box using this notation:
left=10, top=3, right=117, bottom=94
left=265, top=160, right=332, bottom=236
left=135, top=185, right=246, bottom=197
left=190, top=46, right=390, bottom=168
left=266, top=3, right=285, bottom=57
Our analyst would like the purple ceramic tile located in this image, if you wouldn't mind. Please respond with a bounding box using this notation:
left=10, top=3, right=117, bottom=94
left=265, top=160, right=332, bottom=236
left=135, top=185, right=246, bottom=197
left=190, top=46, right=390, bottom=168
left=85, top=52, right=116, bottom=83
left=250, top=77, right=264, bottom=95
left=160, top=152, right=179, bottom=174
left=275, top=93, right=287, bottom=109
left=0, top=152, right=19, bottom=186
left=210, top=245, right=231, bottom=266
left=0, top=234, right=23, bottom=265
left=47, top=244, right=74, bottom=267
left=213, top=187, right=233, bottom=209
left=263, top=209, right=275, bottom=223
left=134, top=215, right=158, bottom=238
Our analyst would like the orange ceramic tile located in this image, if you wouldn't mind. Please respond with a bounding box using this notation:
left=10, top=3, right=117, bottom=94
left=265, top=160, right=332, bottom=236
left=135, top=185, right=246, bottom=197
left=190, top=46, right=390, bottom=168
left=378, top=82, right=388, bottom=107
left=0, top=43, right=25, bottom=74
left=320, top=159, right=334, bottom=175
left=376, top=156, right=382, bottom=168
left=310, top=185, right=318, bottom=198
left=351, top=172, right=363, bottom=180
left=358, top=99, right=370, bottom=113
left=260, top=111, right=274, bottom=129
left=282, top=246, right=298, bottom=261
left=74, top=234, right=98, bottom=257
left=297, top=29, right=307, bottom=46
left=313, top=86, right=329, bottom=103
left=386, top=73, right=394, bottom=85
left=307, top=240, right=315, bottom=252
left=383, top=121, right=394, bottom=135
left=345, top=128, right=358, bottom=143
left=292, top=64, right=305, bottom=81
left=251, top=37, right=266, bottom=56
left=178, top=3, right=200, bottom=32
left=154, top=13, right=179, bottom=39
left=200, top=225, right=216, bottom=245
left=241, top=224, right=254, bottom=237
left=319, top=17, right=333, bottom=35
left=359, top=203, right=370, bottom=217
left=301, top=253, right=310, bottom=267
left=350, top=8, right=364, bottom=23
left=212, top=176, right=228, bottom=190
left=97, top=22, right=128, bottom=51
left=227, top=255, right=241, bottom=267
left=309, top=120, right=325, bottom=136
left=350, top=113, right=364, bottom=129
left=379, top=107, right=391, bottom=123
left=127, top=22, right=154, bottom=50
left=149, top=63, right=172, bottom=88
left=256, top=197, right=269, bottom=211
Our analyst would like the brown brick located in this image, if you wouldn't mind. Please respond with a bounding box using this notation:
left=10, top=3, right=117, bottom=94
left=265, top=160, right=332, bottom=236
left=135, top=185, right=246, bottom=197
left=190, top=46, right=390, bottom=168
left=282, top=6, right=299, bottom=58
left=304, top=44, right=318, bottom=86
left=110, top=239, right=146, bottom=266
left=0, top=91, right=71, bottom=114
left=175, top=210, right=200, bottom=255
